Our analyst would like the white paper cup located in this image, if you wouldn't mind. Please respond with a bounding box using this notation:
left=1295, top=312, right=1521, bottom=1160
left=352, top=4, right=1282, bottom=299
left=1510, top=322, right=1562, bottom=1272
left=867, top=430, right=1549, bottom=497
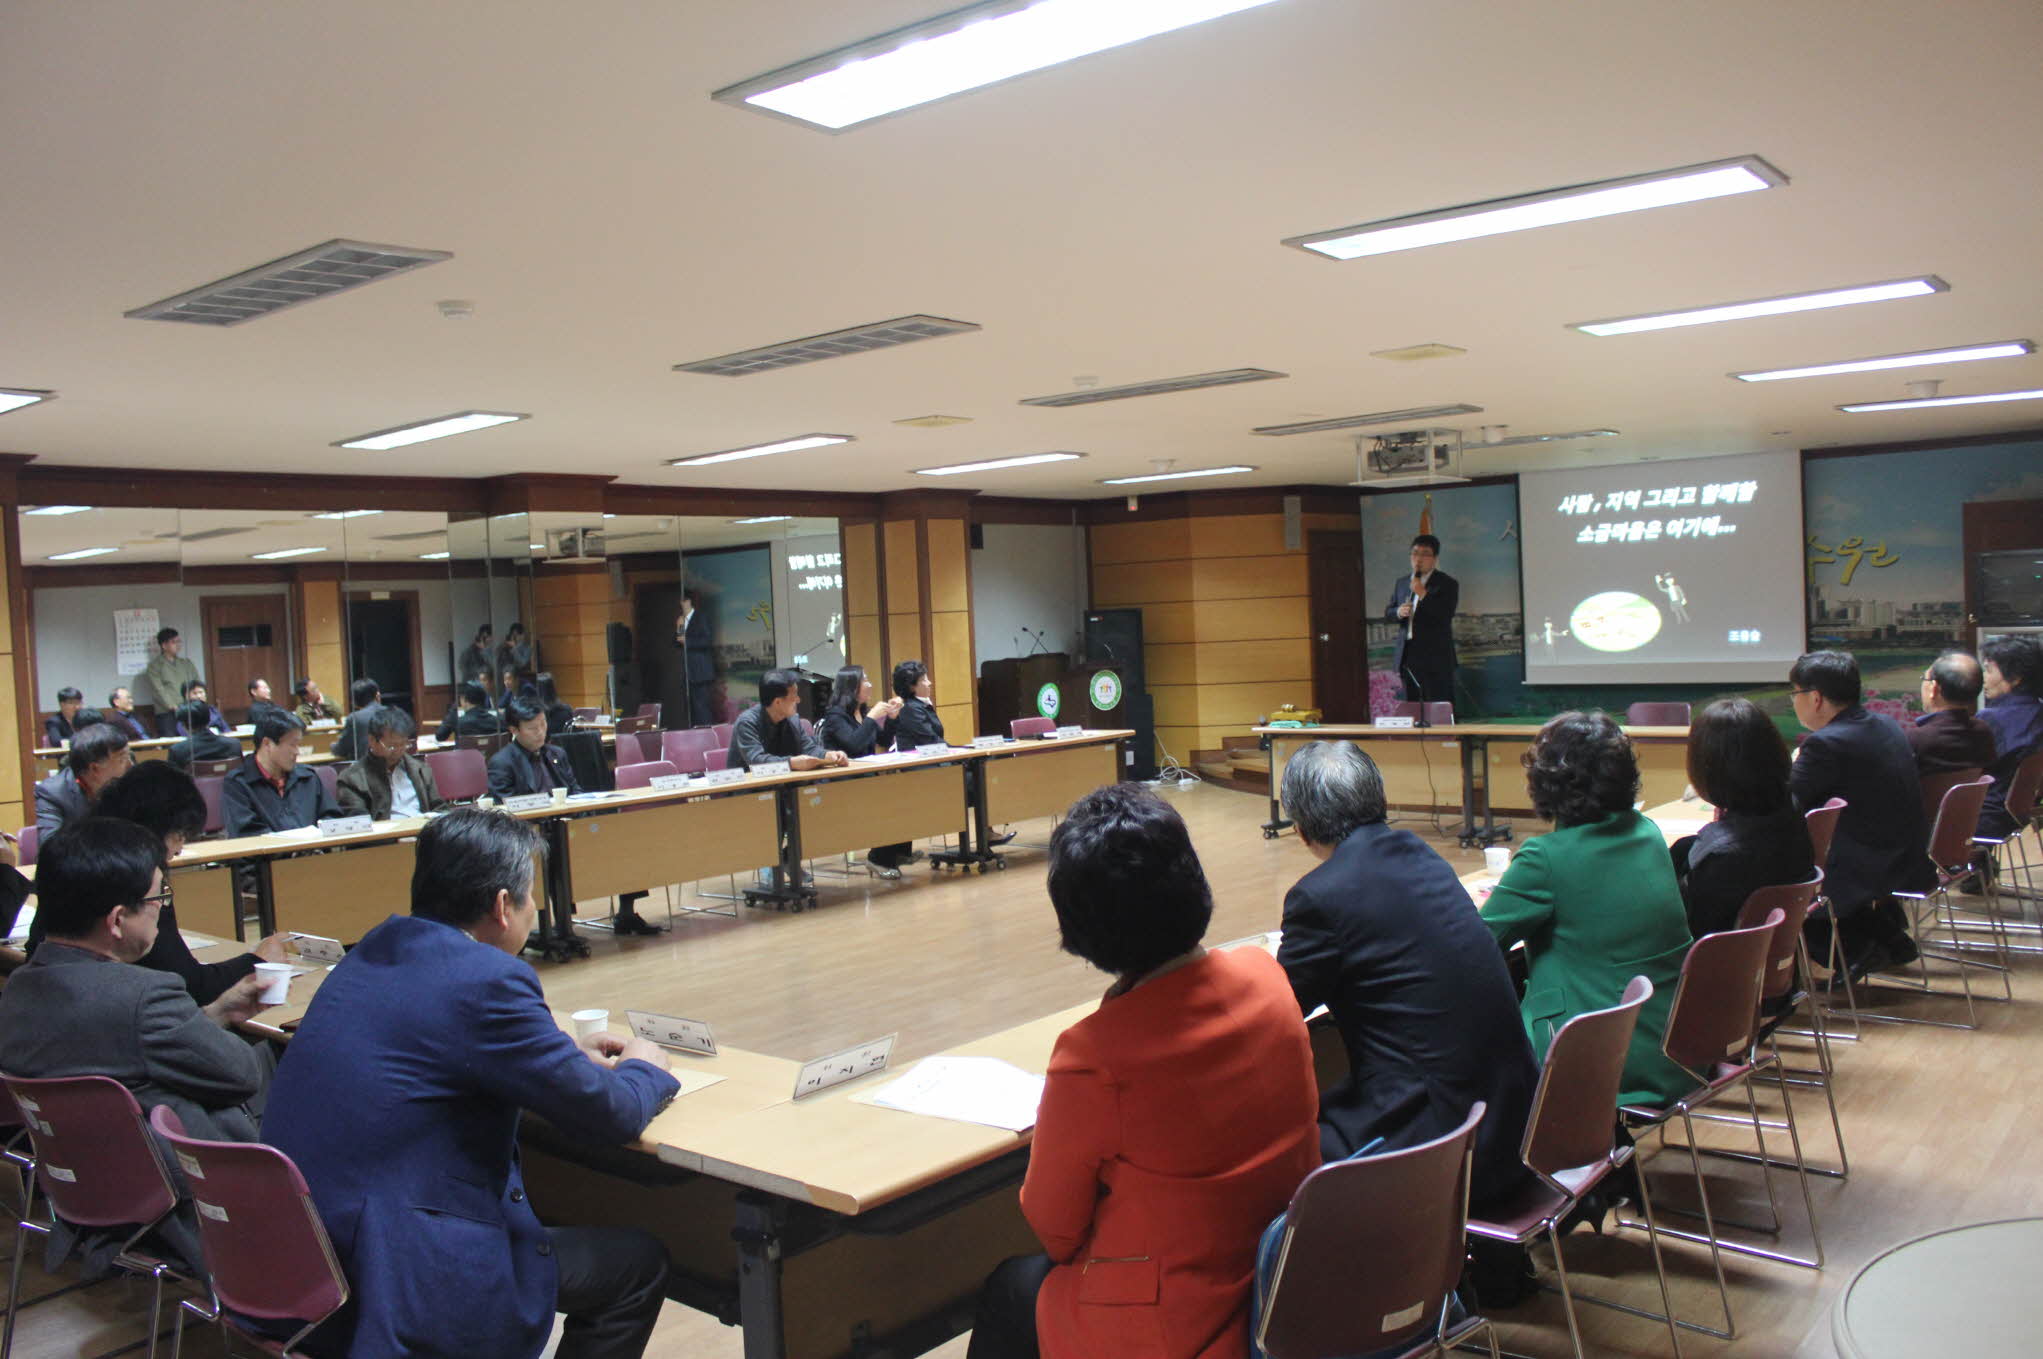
left=253, top=962, right=293, bottom=1005
left=551, top=787, right=568, bottom=805
left=1484, top=846, right=1512, bottom=876
left=572, top=1009, right=609, bottom=1039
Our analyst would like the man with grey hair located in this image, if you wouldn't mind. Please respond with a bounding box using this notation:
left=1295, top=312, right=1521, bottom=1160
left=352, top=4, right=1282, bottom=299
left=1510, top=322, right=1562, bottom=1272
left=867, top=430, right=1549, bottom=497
left=1277, top=740, right=1537, bottom=1211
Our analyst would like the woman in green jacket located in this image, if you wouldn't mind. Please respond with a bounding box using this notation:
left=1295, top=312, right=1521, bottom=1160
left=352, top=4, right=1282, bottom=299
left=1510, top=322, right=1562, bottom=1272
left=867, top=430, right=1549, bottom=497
left=1482, top=711, right=1694, bottom=1107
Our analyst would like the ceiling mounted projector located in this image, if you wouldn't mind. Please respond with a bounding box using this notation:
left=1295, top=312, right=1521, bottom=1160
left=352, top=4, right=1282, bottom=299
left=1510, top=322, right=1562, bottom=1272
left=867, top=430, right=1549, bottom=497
left=1354, top=428, right=1469, bottom=489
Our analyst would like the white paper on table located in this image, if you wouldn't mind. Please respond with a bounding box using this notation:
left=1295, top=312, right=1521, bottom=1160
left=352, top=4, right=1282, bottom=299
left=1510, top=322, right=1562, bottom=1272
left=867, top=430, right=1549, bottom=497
left=859, top=1056, right=1046, bottom=1132
left=1656, top=818, right=1709, bottom=839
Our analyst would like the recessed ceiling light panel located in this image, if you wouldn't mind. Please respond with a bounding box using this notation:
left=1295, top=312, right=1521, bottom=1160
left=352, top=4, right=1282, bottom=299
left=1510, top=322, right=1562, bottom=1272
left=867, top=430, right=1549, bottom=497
left=252, top=547, right=328, bottom=560
left=1020, top=368, right=1285, bottom=407
left=125, top=239, right=451, bottom=327
left=25, top=505, right=91, bottom=516
left=1099, top=464, right=1256, bottom=485
left=0, top=387, right=55, bottom=415
left=49, top=547, right=118, bottom=561
left=713, top=0, right=1283, bottom=132
left=310, top=509, right=384, bottom=520
left=674, top=316, right=980, bottom=377
left=1254, top=404, right=1482, bottom=436
left=1838, top=388, right=2043, bottom=413
left=1369, top=344, right=1466, bottom=362
left=1286, top=155, right=1786, bottom=260
left=1731, top=340, right=2032, bottom=383
left=730, top=516, right=795, bottom=525
left=1480, top=428, right=1620, bottom=448
left=913, top=452, right=1086, bottom=477
left=1570, top=276, right=1946, bottom=337
left=335, top=412, right=527, bottom=450
left=893, top=413, right=974, bottom=428
left=667, top=434, right=854, bottom=467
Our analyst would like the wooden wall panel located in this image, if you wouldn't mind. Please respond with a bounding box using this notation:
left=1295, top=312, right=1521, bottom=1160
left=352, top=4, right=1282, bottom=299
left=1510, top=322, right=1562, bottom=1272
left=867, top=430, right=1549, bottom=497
left=1189, top=680, right=1313, bottom=727
left=534, top=570, right=611, bottom=606
left=1147, top=638, right=1311, bottom=688
left=1190, top=555, right=1309, bottom=601
left=1092, top=560, right=1190, bottom=607
left=1089, top=518, right=1192, bottom=566
left=887, top=613, right=923, bottom=667
left=0, top=661, right=20, bottom=809
left=842, top=522, right=879, bottom=617
left=883, top=521, right=920, bottom=610
left=926, top=520, right=970, bottom=614
left=930, top=611, right=974, bottom=700
left=847, top=615, right=883, bottom=674
left=1188, top=596, right=1311, bottom=642
left=934, top=703, right=973, bottom=742
left=298, top=578, right=346, bottom=711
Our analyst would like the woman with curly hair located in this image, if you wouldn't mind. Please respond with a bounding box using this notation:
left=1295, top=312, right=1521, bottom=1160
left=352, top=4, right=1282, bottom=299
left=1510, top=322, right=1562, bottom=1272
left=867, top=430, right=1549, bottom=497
left=1481, top=710, right=1693, bottom=1106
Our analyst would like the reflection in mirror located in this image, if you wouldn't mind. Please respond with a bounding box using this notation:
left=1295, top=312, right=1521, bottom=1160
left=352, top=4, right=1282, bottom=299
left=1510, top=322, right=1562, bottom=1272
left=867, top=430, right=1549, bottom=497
left=20, top=503, right=182, bottom=757
left=485, top=513, right=534, bottom=710
left=665, top=514, right=843, bottom=729
left=338, top=509, right=453, bottom=730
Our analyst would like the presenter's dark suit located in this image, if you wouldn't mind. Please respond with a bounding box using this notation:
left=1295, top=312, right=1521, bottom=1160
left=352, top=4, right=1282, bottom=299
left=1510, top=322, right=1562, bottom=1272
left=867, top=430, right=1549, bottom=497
left=678, top=608, right=716, bottom=726
left=262, top=915, right=679, bottom=1359
left=488, top=740, right=580, bottom=798
left=1792, top=705, right=1932, bottom=918
left=1383, top=569, right=1458, bottom=705
left=1278, top=821, right=1537, bottom=1207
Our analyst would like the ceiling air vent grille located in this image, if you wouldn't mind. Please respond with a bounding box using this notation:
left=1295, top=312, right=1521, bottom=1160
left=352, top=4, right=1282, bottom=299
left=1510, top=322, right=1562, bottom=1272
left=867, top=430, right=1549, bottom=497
left=125, top=239, right=453, bottom=327
left=1254, top=403, right=1483, bottom=436
left=674, top=315, right=981, bottom=376
left=1019, top=368, right=1286, bottom=408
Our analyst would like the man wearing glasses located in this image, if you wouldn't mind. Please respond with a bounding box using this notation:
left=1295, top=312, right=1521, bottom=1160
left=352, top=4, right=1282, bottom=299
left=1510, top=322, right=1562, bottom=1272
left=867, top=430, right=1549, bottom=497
left=1905, top=649, right=1998, bottom=776
left=337, top=707, right=448, bottom=821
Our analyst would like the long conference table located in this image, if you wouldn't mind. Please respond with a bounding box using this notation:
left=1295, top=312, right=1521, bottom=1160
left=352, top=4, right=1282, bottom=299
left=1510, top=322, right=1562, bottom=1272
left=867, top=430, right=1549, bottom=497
left=197, top=798, right=1707, bottom=1359
left=34, top=723, right=620, bottom=768
left=154, top=731, right=1131, bottom=959
left=1253, top=721, right=1694, bottom=848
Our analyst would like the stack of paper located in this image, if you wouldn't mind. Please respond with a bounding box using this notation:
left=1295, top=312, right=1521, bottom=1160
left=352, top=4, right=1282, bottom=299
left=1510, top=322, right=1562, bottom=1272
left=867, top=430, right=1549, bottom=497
left=863, top=1056, right=1046, bottom=1132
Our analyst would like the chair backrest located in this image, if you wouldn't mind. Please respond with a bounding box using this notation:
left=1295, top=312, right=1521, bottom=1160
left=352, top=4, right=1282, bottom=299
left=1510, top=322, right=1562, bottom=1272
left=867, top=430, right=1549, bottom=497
left=635, top=702, right=661, bottom=722
left=425, top=748, right=488, bottom=802
left=614, top=713, right=653, bottom=738
left=193, top=776, right=226, bottom=835
left=614, top=760, right=679, bottom=791
left=1257, top=1102, right=1485, bottom=1359
left=1735, top=875, right=1822, bottom=1004
left=2009, top=748, right=2043, bottom=825
left=1661, top=912, right=1781, bottom=1076
left=1805, top=797, right=1846, bottom=867
left=572, top=707, right=600, bottom=722
left=15, top=825, right=36, bottom=867
left=1926, top=776, right=1992, bottom=871
left=191, top=757, right=242, bottom=778
left=1010, top=716, right=1055, bottom=739
left=712, top=722, right=736, bottom=747
left=314, top=764, right=339, bottom=805
left=0, top=1073, right=176, bottom=1231
left=703, top=748, right=730, bottom=772
left=661, top=728, right=719, bottom=773
left=1389, top=700, right=1454, bottom=726
left=1919, top=766, right=1984, bottom=824
left=456, top=731, right=510, bottom=758
left=1625, top=701, right=1692, bottom=727
left=148, top=1106, right=349, bottom=1327
left=1520, top=977, right=1652, bottom=1180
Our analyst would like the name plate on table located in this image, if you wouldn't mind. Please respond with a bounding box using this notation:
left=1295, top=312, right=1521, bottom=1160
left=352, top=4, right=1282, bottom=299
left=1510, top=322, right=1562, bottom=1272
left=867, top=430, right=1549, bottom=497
left=1054, top=725, right=1083, bottom=738
left=702, top=767, right=746, bottom=786
left=291, top=933, right=345, bottom=964
left=500, top=793, right=552, bottom=813
left=971, top=735, right=1006, bottom=749
left=626, top=1009, right=717, bottom=1056
left=794, top=1033, right=896, bottom=1100
left=647, top=773, right=692, bottom=792
left=914, top=742, right=951, bottom=757
left=750, top=760, right=792, bottom=777
left=317, top=815, right=373, bottom=837
left=1374, top=715, right=1417, bottom=729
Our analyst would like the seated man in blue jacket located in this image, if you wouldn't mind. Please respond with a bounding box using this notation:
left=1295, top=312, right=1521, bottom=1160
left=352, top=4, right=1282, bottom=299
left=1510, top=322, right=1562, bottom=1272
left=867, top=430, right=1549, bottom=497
left=262, top=809, right=678, bottom=1359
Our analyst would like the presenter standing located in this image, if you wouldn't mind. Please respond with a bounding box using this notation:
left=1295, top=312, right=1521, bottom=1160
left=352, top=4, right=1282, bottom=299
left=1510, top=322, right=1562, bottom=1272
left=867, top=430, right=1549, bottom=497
left=1385, top=533, right=1458, bottom=708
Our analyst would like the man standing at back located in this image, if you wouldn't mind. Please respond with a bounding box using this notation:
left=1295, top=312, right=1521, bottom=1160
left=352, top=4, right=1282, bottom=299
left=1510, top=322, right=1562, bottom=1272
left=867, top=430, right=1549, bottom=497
left=140, top=627, right=201, bottom=733
left=1383, top=533, right=1458, bottom=708
left=262, top=810, right=678, bottom=1358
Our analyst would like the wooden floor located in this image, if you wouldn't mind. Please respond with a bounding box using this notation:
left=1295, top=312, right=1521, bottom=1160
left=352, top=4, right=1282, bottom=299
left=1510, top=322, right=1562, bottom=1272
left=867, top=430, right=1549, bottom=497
left=8, top=782, right=2042, bottom=1357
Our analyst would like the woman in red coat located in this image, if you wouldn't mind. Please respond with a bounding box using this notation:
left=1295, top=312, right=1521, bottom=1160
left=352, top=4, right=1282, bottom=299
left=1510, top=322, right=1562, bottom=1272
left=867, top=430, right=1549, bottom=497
left=969, top=785, right=1320, bottom=1359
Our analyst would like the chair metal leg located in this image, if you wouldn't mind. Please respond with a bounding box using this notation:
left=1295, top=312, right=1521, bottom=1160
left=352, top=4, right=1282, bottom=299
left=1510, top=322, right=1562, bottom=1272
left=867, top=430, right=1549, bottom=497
left=1542, top=1221, right=1589, bottom=1359
left=1, top=1215, right=28, bottom=1359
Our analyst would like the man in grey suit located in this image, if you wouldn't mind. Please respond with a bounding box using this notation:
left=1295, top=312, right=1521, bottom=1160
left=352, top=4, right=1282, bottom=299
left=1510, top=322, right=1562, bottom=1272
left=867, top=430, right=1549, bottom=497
left=33, top=721, right=133, bottom=837
left=0, top=818, right=275, bottom=1270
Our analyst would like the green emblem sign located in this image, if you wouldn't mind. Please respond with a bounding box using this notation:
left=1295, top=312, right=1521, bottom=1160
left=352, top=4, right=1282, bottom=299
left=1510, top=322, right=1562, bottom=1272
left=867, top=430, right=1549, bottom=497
left=1088, top=669, right=1123, bottom=711
left=1035, top=682, right=1061, bottom=719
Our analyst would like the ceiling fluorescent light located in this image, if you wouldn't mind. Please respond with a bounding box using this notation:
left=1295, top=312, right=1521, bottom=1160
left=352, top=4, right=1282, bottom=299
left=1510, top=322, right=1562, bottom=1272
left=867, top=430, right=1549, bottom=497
left=714, top=0, right=1282, bottom=132
left=1020, top=368, right=1285, bottom=407
left=48, top=547, right=118, bottom=561
left=0, top=387, right=55, bottom=415
left=730, top=516, right=794, bottom=525
left=1570, top=276, right=1946, bottom=337
left=252, top=547, right=327, bottom=560
left=25, top=505, right=91, bottom=516
left=1838, top=388, right=2043, bottom=414
left=418, top=551, right=452, bottom=560
left=1481, top=428, right=1620, bottom=448
left=1254, top=404, right=1483, bottom=436
left=666, top=434, right=853, bottom=468
left=1099, top=464, right=1256, bottom=485
left=125, top=239, right=451, bottom=327
left=1732, top=340, right=2032, bottom=383
left=675, top=316, right=980, bottom=376
left=1285, top=155, right=1786, bottom=261
left=913, top=452, right=1086, bottom=477
left=336, top=411, right=527, bottom=450
left=310, top=509, right=384, bottom=520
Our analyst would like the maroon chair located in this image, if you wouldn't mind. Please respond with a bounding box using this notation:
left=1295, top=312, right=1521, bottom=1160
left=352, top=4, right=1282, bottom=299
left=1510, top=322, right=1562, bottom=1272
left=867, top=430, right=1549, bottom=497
left=455, top=731, right=510, bottom=759
left=1800, top=798, right=1858, bottom=1034
left=1620, top=912, right=1818, bottom=1340
left=1918, top=765, right=1984, bottom=823
left=425, top=749, right=488, bottom=803
left=635, top=702, right=661, bottom=723
left=615, top=760, right=679, bottom=792
left=1468, top=978, right=1680, bottom=1358
left=1728, top=876, right=1848, bottom=1181
left=661, top=729, right=719, bottom=775
left=1880, top=775, right=2003, bottom=1028
left=190, top=757, right=242, bottom=779
left=149, top=1106, right=348, bottom=1358
left=1389, top=700, right=1454, bottom=726
left=703, top=748, right=730, bottom=773
left=1256, top=1103, right=1496, bottom=1359
left=1625, top=701, right=1692, bottom=727
left=1970, top=748, right=2043, bottom=952
left=711, top=722, right=737, bottom=748
left=1010, top=716, right=1055, bottom=739
left=572, top=707, right=601, bottom=723
left=193, top=776, right=227, bottom=836
left=614, top=713, right=654, bottom=740
left=313, top=764, right=339, bottom=809
left=0, top=1074, right=189, bottom=1358
left=13, top=827, right=35, bottom=868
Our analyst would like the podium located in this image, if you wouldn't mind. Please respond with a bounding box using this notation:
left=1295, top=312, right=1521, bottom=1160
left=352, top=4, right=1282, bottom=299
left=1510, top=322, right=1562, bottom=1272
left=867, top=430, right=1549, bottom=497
left=977, top=653, right=1071, bottom=735
left=979, top=654, right=1149, bottom=779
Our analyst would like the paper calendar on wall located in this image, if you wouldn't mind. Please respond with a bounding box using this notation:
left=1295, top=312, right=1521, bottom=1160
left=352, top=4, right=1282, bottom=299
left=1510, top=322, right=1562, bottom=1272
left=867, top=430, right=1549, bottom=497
left=114, top=608, right=160, bottom=675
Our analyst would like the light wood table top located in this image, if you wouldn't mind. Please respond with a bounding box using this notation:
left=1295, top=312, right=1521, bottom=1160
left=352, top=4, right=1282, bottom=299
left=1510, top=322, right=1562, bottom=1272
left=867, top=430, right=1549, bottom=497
left=1254, top=722, right=1692, bottom=741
